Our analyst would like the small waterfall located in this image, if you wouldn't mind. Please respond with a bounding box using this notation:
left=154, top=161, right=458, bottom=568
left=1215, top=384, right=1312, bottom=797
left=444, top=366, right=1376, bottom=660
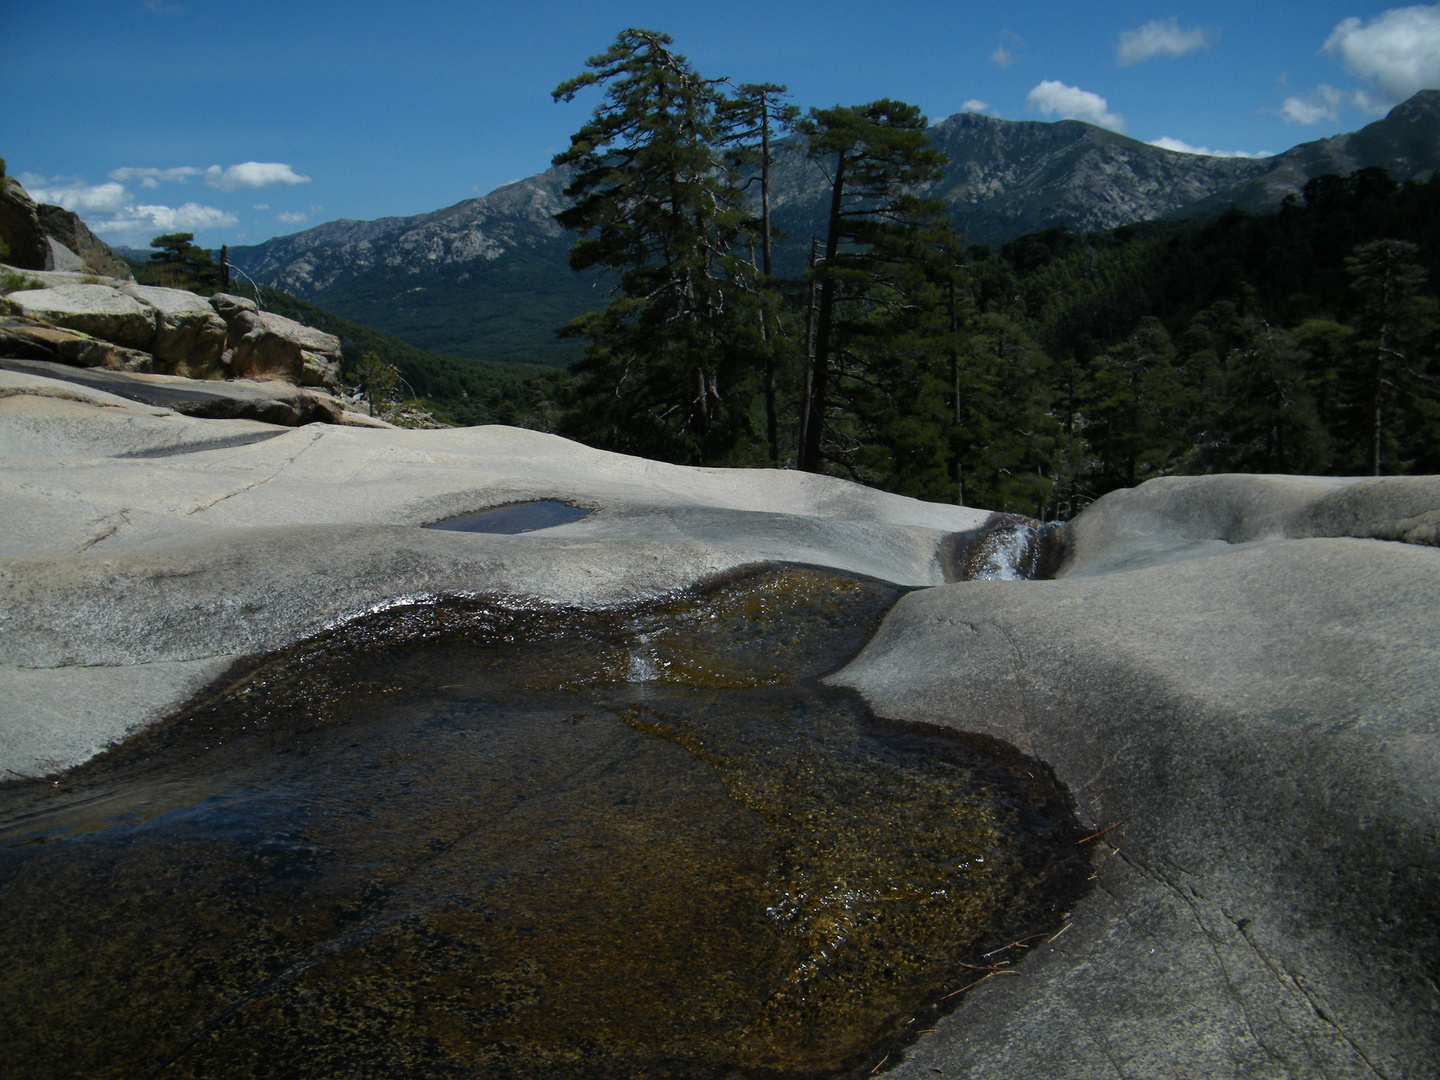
left=947, top=516, right=1065, bottom=581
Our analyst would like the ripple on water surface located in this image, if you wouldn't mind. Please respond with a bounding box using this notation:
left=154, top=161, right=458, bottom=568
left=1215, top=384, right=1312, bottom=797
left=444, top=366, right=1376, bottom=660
left=0, top=567, right=1088, bottom=1080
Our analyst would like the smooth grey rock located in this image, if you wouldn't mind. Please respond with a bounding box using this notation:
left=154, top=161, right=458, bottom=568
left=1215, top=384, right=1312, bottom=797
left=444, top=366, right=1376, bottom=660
left=121, top=284, right=227, bottom=375
left=6, top=283, right=157, bottom=350
left=834, top=521, right=1440, bottom=1078
left=0, top=380, right=1435, bottom=1078
left=33, top=201, right=133, bottom=279
left=0, top=359, right=340, bottom=426
left=43, top=236, right=85, bottom=272
left=0, top=657, right=234, bottom=779
left=1059, top=473, right=1440, bottom=577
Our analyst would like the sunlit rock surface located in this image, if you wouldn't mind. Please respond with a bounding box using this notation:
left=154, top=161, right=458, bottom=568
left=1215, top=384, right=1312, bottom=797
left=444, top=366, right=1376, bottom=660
left=0, top=368, right=987, bottom=776
left=835, top=473, right=1440, bottom=1079
left=1, top=373, right=1437, bottom=1078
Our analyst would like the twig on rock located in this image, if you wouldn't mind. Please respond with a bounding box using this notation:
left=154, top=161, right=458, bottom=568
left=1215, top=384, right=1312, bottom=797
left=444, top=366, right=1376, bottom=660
left=1078, top=813, right=1132, bottom=844
left=941, top=969, right=1019, bottom=1000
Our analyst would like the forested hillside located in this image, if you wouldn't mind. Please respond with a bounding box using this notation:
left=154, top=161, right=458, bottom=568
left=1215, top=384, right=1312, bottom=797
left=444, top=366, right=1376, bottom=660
left=121, top=247, right=565, bottom=428
left=525, top=31, right=1439, bottom=519
left=966, top=167, right=1440, bottom=514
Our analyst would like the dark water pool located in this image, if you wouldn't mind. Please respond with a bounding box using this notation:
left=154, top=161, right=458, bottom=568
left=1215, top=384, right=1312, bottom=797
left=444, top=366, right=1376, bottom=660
left=0, top=567, right=1087, bottom=1080
left=427, top=500, right=592, bottom=534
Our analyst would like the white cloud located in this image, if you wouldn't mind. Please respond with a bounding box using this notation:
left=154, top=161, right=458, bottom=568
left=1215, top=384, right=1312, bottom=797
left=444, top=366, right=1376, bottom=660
left=990, top=31, right=1022, bottom=68
left=1280, top=86, right=1345, bottom=124
left=1324, top=5, right=1440, bottom=103
left=1148, top=137, right=1272, bottom=159
left=109, top=166, right=206, bottom=184
left=1027, top=81, right=1125, bottom=130
left=90, top=203, right=239, bottom=243
left=277, top=211, right=308, bottom=224
left=206, top=162, right=310, bottom=191
left=1118, top=18, right=1213, bottom=66
left=108, top=161, right=310, bottom=192
left=253, top=203, right=270, bottom=210
left=17, top=174, right=132, bottom=213
left=14, top=170, right=239, bottom=243
left=962, top=99, right=990, bottom=112
left=1277, top=83, right=1384, bottom=124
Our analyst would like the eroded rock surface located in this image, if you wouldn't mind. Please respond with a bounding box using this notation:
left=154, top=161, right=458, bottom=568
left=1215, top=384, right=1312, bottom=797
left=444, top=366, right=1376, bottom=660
left=1, top=268, right=343, bottom=392
left=210, top=291, right=342, bottom=389
left=834, top=477, right=1440, bottom=1080
left=7, top=283, right=158, bottom=349
left=122, top=284, right=227, bottom=374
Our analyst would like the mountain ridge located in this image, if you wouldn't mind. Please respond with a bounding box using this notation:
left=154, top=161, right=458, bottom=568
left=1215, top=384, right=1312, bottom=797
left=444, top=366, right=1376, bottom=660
left=228, top=91, right=1440, bottom=365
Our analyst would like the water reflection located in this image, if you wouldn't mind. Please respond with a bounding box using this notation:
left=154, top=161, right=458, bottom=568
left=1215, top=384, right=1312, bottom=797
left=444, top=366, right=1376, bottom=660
left=0, top=567, right=1087, bottom=1079
left=426, top=500, right=592, bottom=534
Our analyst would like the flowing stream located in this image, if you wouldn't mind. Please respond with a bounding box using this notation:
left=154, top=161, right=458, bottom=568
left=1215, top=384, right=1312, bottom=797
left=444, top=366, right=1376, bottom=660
left=0, top=566, right=1087, bottom=1080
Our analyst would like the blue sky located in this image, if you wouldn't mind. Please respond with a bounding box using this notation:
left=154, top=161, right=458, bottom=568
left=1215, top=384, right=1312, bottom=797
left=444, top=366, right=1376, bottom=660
left=4, top=1, right=1439, bottom=250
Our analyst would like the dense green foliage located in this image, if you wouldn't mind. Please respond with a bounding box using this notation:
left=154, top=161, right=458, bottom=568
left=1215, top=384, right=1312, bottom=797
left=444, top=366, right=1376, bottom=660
left=550, top=29, right=762, bottom=463
left=972, top=168, right=1440, bottom=507
left=298, top=235, right=597, bottom=369
left=233, top=282, right=569, bottom=429
left=140, top=233, right=223, bottom=292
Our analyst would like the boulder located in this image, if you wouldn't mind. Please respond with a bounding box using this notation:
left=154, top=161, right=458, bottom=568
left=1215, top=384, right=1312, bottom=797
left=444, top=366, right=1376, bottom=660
left=0, top=176, right=47, bottom=271
left=121, top=284, right=227, bottom=376
left=0, top=265, right=128, bottom=291
left=0, top=178, right=133, bottom=278
left=6, top=283, right=157, bottom=350
left=209, top=292, right=342, bottom=390
left=0, top=358, right=340, bottom=425
left=43, top=237, right=86, bottom=272
left=34, top=203, right=133, bottom=280
left=0, top=316, right=154, bottom=371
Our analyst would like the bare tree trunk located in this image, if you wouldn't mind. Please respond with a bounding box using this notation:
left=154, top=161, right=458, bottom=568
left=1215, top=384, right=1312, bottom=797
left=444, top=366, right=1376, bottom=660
left=948, top=275, right=964, bottom=506
left=799, top=237, right=820, bottom=466
left=800, top=156, right=846, bottom=473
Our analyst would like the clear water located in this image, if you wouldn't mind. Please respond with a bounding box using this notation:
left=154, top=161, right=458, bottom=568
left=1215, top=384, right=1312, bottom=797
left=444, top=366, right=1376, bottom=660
left=0, top=567, right=1087, bottom=1080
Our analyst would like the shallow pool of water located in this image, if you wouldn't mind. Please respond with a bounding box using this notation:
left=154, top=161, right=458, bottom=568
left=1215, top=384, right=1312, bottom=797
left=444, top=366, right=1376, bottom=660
left=427, top=500, right=592, bottom=533
left=0, top=567, right=1087, bottom=1080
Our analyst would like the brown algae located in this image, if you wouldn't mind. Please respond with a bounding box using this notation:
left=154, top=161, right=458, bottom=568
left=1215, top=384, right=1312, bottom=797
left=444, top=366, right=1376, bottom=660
left=0, top=567, right=1087, bottom=1080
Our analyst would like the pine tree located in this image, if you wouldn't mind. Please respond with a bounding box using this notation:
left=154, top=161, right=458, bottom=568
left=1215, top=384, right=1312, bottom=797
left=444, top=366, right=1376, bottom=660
left=716, top=83, right=800, bottom=464
left=1342, top=239, right=1438, bottom=474
left=146, top=233, right=220, bottom=293
left=795, top=100, right=955, bottom=476
left=551, top=29, right=754, bottom=464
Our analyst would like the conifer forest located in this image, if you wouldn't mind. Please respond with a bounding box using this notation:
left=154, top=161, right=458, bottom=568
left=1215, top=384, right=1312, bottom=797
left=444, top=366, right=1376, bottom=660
left=535, top=30, right=1440, bottom=519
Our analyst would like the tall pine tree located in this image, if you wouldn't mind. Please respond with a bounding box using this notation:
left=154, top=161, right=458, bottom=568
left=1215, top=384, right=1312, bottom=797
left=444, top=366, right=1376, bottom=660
left=552, top=30, right=754, bottom=464
left=795, top=100, right=956, bottom=477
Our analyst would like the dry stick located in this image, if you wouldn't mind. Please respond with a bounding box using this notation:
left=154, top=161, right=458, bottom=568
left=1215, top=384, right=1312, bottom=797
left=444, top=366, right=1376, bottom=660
left=5, top=769, right=57, bottom=786
left=1047, top=921, right=1074, bottom=944
left=1078, top=813, right=1133, bottom=845
left=870, top=1053, right=889, bottom=1075
left=941, top=970, right=1019, bottom=1000
left=982, top=932, right=1050, bottom=959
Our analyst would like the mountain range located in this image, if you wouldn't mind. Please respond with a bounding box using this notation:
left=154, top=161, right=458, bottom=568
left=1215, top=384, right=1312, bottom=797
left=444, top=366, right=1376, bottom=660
left=229, top=91, right=1440, bottom=368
